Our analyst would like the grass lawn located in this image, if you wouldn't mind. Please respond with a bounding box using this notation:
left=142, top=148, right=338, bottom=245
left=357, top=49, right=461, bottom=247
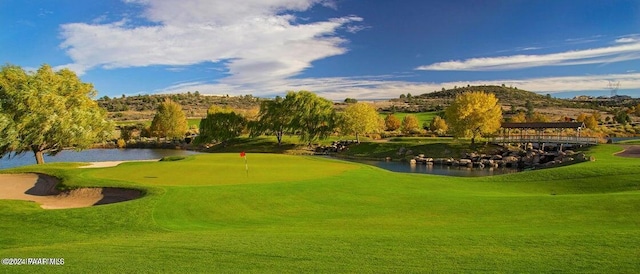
left=341, top=137, right=502, bottom=159
left=379, top=111, right=440, bottom=126
left=1, top=145, right=640, bottom=272
left=619, top=139, right=640, bottom=144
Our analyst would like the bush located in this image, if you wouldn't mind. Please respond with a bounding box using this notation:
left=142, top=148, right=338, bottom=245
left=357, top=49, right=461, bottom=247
left=116, top=139, right=126, bottom=148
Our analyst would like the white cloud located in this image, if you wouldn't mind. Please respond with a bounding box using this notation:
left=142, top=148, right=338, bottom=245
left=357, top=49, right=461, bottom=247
left=417, top=41, right=640, bottom=71
left=615, top=37, right=638, bottom=44
left=59, top=0, right=360, bottom=81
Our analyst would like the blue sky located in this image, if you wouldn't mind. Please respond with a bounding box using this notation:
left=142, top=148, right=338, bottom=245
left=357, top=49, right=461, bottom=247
left=2, top=0, right=640, bottom=100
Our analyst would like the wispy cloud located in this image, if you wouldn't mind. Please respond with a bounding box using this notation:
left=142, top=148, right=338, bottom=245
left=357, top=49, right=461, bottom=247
left=155, top=72, right=640, bottom=100
left=58, top=0, right=361, bottom=83
left=565, top=35, right=603, bottom=45
left=615, top=34, right=640, bottom=44
left=345, top=24, right=370, bottom=33
left=416, top=40, right=640, bottom=71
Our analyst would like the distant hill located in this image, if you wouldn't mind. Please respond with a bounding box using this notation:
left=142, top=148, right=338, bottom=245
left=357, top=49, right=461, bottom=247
left=418, top=85, right=557, bottom=106
left=97, top=93, right=262, bottom=121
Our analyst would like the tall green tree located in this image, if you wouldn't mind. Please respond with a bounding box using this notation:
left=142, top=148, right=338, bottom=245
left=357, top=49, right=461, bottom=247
left=250, top=91, right=335, bottom=145
left=445, top=91, right=502, bottom=144
left=340, top=102, right=383, bottom=142
left=0, top=64, right=112, bottom=164
left=614, top=110, right=631, bottom=125
left=285, top=91, right=336, bottom=144
left=250, top=96, right=291, bottom=145
left=198, top=106, right=246, bottom=143
left=524, top=100, right=535, bottom=120
left=150, top=99, right=188, bottom=139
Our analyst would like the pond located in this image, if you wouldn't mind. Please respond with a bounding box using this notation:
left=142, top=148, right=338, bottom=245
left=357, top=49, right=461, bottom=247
left=340, top=158, right=520, bottom=177
left=0, top=149, right=200, bottom=170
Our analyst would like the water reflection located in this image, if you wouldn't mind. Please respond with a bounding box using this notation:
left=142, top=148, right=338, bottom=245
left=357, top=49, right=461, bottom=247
left=340, top=158, right=519, bottom=177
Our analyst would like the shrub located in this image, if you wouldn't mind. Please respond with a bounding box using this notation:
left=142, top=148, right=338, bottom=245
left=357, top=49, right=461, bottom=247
left=116, top=139, right=126, bottom=148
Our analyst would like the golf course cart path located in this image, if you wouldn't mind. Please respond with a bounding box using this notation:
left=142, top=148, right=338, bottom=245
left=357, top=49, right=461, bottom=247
left=0, top=173, right=142, bottom=209
left=616, top=145, right=640, bottom=158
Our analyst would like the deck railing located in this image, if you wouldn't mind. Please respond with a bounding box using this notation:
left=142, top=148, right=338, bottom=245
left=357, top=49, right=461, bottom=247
left=491, top=135, right=599, bottom=145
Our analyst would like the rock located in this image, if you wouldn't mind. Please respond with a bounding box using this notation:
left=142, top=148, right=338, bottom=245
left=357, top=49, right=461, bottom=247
left=459, top=159, right=472, bottom=165
left=481, top=159, right=494, bottom=165
left=533, top=155, right=541, bottom=164
left=503, top=156, right=519, bottom=163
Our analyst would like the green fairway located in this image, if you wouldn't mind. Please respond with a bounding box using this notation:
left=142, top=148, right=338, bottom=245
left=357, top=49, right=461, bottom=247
left=2, top=145, right=640, bottom=272
left=379, top=111, right=440, bottom=126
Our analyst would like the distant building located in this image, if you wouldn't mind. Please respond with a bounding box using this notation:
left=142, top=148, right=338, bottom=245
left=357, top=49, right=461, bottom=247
left=573, top=95, right=593, bottom=101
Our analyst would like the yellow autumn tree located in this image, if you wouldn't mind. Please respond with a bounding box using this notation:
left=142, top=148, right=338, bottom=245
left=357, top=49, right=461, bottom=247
left=340, top=102, right=383, bottom=143
left=429, top=116, right=448, bottom=135
left=401, top=114, right=421, bottom=134
left=384, top=113, right=401, bottom=131
left=444, top=91, right=502, bottom=144
left=576, top=113, right=588, bottom=122
left=510, top=111, right=527, bottom=123
left=150, top=99, right=188, bottom=140
left=528, top=112, right=550, bottom=122
left=583, top=115, right=598, bottom=130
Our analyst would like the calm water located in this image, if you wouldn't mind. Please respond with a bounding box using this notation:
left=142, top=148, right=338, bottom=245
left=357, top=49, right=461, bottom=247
left=0, top=149, right=199, bottom=170
left=341, top=158, right=520, bottom=177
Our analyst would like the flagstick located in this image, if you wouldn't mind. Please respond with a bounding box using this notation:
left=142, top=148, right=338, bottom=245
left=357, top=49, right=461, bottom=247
left=244, top=155, right=249, bottom=177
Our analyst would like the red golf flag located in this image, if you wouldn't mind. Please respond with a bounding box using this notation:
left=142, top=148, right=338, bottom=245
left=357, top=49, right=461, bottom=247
left=240, top=151, right=246, bottom=158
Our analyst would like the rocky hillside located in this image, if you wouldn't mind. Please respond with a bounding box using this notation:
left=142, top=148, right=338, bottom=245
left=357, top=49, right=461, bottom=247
left=97, top=93, right=262, bottom=121
left=418, top=85, right=565, bottom=107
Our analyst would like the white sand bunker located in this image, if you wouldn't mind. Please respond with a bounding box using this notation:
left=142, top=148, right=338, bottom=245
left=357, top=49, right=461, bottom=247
left=0, top=173, right=142, bottom=209
left=79, top=159, right=159, bottom=169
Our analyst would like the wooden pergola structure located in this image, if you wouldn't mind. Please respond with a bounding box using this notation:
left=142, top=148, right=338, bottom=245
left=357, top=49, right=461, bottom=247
left=491, top=122, right=598, bottom=149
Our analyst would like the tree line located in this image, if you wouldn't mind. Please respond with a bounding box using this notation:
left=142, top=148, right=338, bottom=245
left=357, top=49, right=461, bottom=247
left=149, top=90, right=505, bottom=146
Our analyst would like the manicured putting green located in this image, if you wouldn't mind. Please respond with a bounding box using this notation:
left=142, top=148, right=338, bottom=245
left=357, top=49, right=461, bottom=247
left=88, top=153, right=358, bottom=186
